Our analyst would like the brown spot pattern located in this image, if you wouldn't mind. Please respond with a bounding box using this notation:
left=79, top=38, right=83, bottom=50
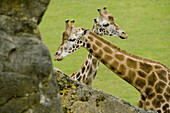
left=157, top=95, right=165, bottom=103
left=155, top=85, right=163, bottom=94
left=156, top=70, right=167, bottom=82
left=117, top=64, right=126, bottom=75
left=95, top=40, right=102, bottom=47
left=76, top=72, right=80, bottom=78
left=145, top=101, right=150, bottom=106
left=145, top=87, right=153, bottom=98
left=152, top=99, right=161, bottom=108
left=93, top=44, right=98, bottom=51
left=164, top=92, right=170, bottom=102
left=87, top=65, right=90, bottom=71
left=101, top=59, right=106, bottom=65
left=88, top=67, right=93, bottom=77
left=157, top=110, right=161, bottom=113
left=148, top=72, right=157, bottom=86
left=92, top=59, right=98, bottom=69
left=86, top=68, right=89, bottom=73
left=166, top=87, right=170, bottom=94
left=88, top=36, right=94, bottom=42
left=94, top=49, right=103, bottom=59
left=69, top=47, right=72, bottom=50
left=77, top=76, right=82, bottom=81
left=104, top=54, right=112, bottom=62
left=140, top=62, right=153, bottom=73
left=115, top=53, right=125, bottom=61
left=148, top=93, right=156, bottom=99
left=155, top=81, right=166, bottom=93
left=138, top=71, right=146, bottom=78
left=88, top=53, right=92, bottom=59
left=155, top=65, right=162, bottom=69
left=124, top=70, right=136, bottom=84
left=86, top=43, right=91, bottom=48
left=93, top=71, right=97, bottom=79
left=163, top=104, right=169, bottom=111
left=158, top=81, right=166, bottom=88
left=76, top=45, right=80, bottom=48
left=110, top=60, right=119, bottom=71
left=138, top=100, right=143, bottom=108
left=135, top=78, right=146, bottom=88
left=103, top=46, right=112, bottom=54
left=86, top=78, right=92, bottom=85
left=127, top=58, right=137, bottom=69
left=81, top=66, right=85, bottom=74
left=85, top=60, right=88, bottom=66
left=85, top=39, right=88, bottom=42
left=82, top=74, right=86, bottom=83
left=141, top=95, right=146, bottom=101
left=89, top=49, right=93, bottom=54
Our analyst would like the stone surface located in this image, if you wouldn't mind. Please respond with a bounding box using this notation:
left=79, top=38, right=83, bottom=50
left=0, top=0, right=50, bottom=24
left=54, top=68, right=157, bottom=113
left=0, top=0, right=50, bottom=39
left=0, top=0, right=63, bottom=113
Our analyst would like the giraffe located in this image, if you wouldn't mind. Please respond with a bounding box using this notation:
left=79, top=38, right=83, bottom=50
left=70, top=7, right=128, bottom=86
left=54, top=21, right=170, bottom=113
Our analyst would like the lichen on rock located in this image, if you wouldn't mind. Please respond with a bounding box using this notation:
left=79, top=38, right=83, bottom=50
left=54, top=68, right=157, bottom=113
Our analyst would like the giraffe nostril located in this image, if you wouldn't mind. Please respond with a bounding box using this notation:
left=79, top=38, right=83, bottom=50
left=54, top=52, right=58, bottom=56
left=122, top=31, right=126, bottom=34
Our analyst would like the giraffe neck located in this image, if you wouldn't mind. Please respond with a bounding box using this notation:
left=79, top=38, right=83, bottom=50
left=70, top=28, right=100, bottom=86
left=83, top=31, right=169, bottom=93
left=71, top=53, right=99, bottom=85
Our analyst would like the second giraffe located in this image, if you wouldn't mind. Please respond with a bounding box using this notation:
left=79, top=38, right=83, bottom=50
left=58, top=7, right=128, bottom=86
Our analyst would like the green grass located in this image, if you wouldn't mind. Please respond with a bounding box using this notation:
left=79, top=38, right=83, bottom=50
left=39, top=0, right=170, bottom=106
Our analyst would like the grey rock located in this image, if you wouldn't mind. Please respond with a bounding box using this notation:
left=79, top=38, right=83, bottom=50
left=0, top=0, right=63, bottom=112
left=0, top=31, right=63, bottom=113
left=54, top=68, right=157, bottom=113
left=0, top=0, right=50, bottom=24
left=0, top=0, right=50, bottom=39
left=0, top=15, right=42, bottom=39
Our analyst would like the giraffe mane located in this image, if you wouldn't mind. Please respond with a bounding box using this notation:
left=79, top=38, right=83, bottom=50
left=88, top=31, right=169, bottom=70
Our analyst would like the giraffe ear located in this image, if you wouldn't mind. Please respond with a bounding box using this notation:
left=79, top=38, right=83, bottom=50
left=83, top=29, right=90, bottom=37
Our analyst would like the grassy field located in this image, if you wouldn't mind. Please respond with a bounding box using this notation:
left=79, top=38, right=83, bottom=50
left=39, top=0, right=170, bottom=106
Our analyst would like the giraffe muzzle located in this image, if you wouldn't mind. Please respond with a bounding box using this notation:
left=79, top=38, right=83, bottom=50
left=119, top=36, right=126, bottom=39
left=54, top=56, right=63, bottom=61
left=54, top=51, right=64, bottom=61
left=119, top=30, right=128, bottom=39
left=56, top=58, right=63, bottom=61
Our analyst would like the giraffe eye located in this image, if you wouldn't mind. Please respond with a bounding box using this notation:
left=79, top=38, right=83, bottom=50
left=103, top=23, right=109, bottom=27
left=68, top=38, right=76, bottom=42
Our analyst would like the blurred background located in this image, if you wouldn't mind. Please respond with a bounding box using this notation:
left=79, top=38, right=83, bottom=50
left=39, top=0, right=170, bottom=106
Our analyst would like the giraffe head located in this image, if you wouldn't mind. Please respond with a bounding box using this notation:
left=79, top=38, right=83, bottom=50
left=93, top=7, right=128, bottom=39
left=54, top=20, right=89, bottom=61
